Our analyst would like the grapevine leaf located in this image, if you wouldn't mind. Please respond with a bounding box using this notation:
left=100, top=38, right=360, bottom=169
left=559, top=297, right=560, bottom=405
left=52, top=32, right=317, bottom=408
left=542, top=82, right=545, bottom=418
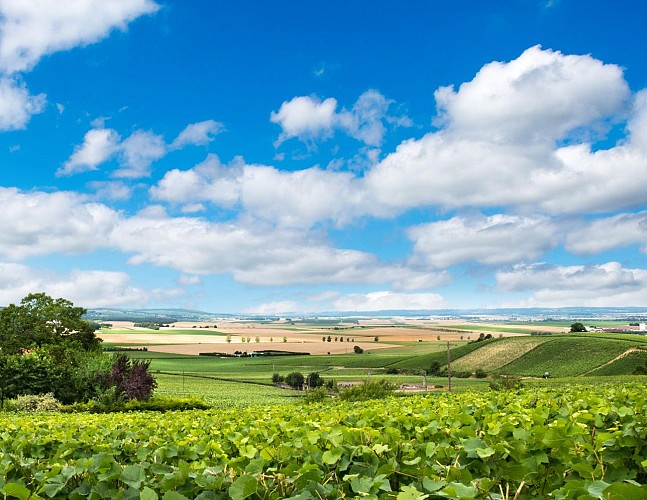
left=229, top=475, right=258, bottom=500
left=162, top=492, right=189, bottom=500
left=322, top=449, right=342, bottom=465
left=397, top=485, right=429, bottom=499
left=141, top=487, right=158, bottom=500
left=602, top=482, right=647, bottom=499
left=1, top=482, right=32, bottom=500
left=121, top=464, right=146, bottom=489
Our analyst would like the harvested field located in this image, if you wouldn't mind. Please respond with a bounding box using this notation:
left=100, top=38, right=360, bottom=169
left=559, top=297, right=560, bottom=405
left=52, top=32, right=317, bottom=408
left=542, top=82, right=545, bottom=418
left=98, top=319, right=532, bottom=356
left=449, top=337, right=548, bottom=372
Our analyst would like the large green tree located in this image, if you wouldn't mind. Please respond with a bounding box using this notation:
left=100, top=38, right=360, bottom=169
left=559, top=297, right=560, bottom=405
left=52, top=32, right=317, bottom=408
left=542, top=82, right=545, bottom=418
left=0, top=292, right=100, bottom=354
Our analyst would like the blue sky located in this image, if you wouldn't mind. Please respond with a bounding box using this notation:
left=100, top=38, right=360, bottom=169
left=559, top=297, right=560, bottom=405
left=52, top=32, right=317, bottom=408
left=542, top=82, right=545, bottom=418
left=1, top=0, right=647, bottom=313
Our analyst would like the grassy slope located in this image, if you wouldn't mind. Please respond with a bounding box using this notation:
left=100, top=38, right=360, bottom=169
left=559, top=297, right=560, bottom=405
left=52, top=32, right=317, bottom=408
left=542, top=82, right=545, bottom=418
left=494, top=336, right=645, bottom=377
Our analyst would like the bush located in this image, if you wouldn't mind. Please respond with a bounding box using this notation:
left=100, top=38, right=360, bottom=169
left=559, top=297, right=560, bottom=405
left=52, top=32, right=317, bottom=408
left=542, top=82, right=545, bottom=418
left=99, top=354, right=156, bottom=402
left=353, top=345, right=364, bottom=354
left=306, top=372, right=324, bottom=388
left=338, top=380, right=394, bottom=402
left=271, top=372, right=284, bottom=384
left=285, top=372, right=305, bottom=390
left=489, top=375, right=523, bottom=391
left=4, top=393, right=62, bottom=412
left=475, top=368, right=488, bottom=378
left=63, top=396, right=209, bottom=413
left=303, top=387, right=328, bottom=404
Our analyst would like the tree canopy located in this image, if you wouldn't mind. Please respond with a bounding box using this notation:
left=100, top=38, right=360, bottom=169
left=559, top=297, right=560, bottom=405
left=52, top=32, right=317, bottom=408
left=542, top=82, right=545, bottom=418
left=0, top=292, right=100, bottom=354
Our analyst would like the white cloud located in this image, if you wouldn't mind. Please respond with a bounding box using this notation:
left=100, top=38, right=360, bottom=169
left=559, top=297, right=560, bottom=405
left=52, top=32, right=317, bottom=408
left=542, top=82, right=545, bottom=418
left=0, top=77, right=45, bottom=130
left=0, top=263, right=165, bottom=308
left=170, top=120, right=225, bottom=149
left=0, top=187, right=119, bottom=259
left=271, top=95, right=337, bottom=146
left=434, top=45, right=629, bottom=144
left=564, top=212, right=647, bottom=255
left=337, top=89, right=392, bottom=146
left=271, top=90, right=407, bottom=148
left=408, top=214, right=558, bottom=268
left=0, top=0, right=160, bottom=73
left=364, top=46, right=640, bottom=216
left=150, top=154, right=243, bottom=207
left=242, top=301, right=301, bottom=314
left=332, top=290, right=447, bottom=311
left=177, top=274, right=201, bottom=286
left=58, top=128, right=121, bottom=176
left=114, top=130, right=166, bottom=178
left=496, top=262, right=647, bottom=307
left=87, top=180, right=132, bottom=201
left=110, top=210, right=440, bottom=288
left=151, top=154, right=367, bottom=228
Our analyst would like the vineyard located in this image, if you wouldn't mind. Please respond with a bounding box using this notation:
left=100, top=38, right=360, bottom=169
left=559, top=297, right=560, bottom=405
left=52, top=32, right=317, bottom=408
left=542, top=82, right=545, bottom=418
left=0, top=383, right=645, bottom=499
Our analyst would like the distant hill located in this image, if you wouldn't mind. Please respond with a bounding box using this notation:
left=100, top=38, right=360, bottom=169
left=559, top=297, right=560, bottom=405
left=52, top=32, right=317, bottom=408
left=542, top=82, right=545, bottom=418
left=84, top=308, right=226, bottom=323
left=84, top=306, right=647, bottom=322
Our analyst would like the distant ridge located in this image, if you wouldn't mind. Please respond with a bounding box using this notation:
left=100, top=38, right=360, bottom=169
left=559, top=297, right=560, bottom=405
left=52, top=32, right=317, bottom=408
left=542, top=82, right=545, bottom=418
left=84, top=306, right=647, bottom=322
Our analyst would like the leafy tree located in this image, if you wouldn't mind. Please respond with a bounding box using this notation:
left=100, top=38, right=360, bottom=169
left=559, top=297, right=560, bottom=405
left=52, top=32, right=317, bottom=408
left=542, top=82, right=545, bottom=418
left=570, top=322, right=587, bottom=332
left=285, top=372, right=304, bottom=389
left=0, top=293, right=100, bottom=354
left=306, top=372, right=324, bottom=388
left=354, top=345, right=364, bottom=354
left=428, top=360, right=442, bottom=376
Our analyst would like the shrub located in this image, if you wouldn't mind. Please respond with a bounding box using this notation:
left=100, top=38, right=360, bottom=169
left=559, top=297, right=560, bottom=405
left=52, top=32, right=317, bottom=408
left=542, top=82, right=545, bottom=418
left=4, top=393, right=62, bottom=412
left=303, top=387, right=328, bottom=404
left=475, top=368, right=487, bottom=378
left=489, top=375, right=523, bottom=391
left=354, top=345, right=364, bottom=354
left=63, top=396, right=209, bottom=413
left=99, top=354, right=156, bottom=402
left=338, top=380, right=394, bottom=402
left=285, top=372, right=305, bottom=389
left=306, top=372, right=324, bottom=388
left=271, top=373, right=284, bottom=384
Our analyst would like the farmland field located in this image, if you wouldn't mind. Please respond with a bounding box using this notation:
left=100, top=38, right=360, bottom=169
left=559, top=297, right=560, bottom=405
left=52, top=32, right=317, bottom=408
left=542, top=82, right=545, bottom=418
left=1, top=383, right=645, bottom=498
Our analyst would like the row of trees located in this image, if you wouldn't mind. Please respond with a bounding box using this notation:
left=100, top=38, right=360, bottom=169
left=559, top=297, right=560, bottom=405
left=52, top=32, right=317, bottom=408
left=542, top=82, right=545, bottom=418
left=0, top=293, right=155, bottom=406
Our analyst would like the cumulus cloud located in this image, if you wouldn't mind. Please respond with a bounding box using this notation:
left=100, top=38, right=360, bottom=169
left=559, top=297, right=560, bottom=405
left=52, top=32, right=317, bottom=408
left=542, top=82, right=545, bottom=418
left=0, top=187, right=119, bottom=259
left=64, top=120, right=225, bottom=178
left=495, top=262, right=647, bottom=307
left=434, top=45, right=629, bottom=144
left=564, top=212, right=647, bottom=255
left=408, top=214, right=558, bottom=268
left=114, top=130, right=166, bottom=178
left=151, top=154, right=368, bottom=227
left=364, top=46, right=642, bottom=216
left=87, top=180, right=132, bottom=201
left=0, top=263, right=174, bottom=308
left=0, top=77, right=45, bottom=130
left=332, top=290, right=447, bottom=311
left=271, top=89, right=408, bottom=148
left=0, top=0, right=160, bottom=73
left=170, top=120, right=225, bottom=149
left=110, top=209, right=440, bottom=288
left=271, top=95, right=337, bottom=146
left=57, top=128, right=121, bottom=176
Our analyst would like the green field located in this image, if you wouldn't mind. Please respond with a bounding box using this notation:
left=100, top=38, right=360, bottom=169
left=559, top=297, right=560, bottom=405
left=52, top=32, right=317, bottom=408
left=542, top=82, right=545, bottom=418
left=1, top=383, right=645, bottom=498
left=116, top=332, right=647, bottom=404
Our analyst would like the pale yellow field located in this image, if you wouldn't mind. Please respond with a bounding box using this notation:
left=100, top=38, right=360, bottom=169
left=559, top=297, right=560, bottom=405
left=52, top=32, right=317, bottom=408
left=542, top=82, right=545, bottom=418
left=97, top=319, right=537, bottom=356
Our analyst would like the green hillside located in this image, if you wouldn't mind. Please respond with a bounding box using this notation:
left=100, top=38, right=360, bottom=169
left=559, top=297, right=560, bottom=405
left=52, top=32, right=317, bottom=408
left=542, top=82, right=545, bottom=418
left=448, top=334, right=647, bottom=377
